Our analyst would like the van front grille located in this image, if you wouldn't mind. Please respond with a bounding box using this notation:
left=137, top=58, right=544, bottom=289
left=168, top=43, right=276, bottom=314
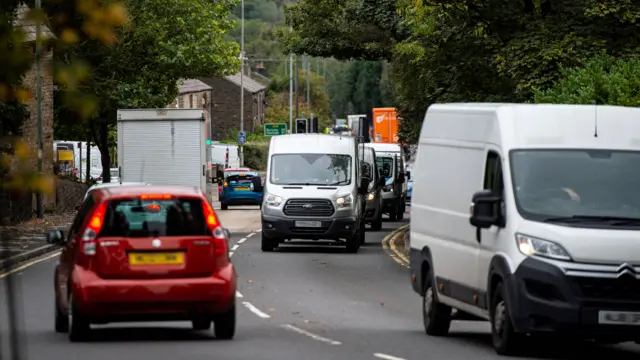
left=283, top=198, right=334, bottom=217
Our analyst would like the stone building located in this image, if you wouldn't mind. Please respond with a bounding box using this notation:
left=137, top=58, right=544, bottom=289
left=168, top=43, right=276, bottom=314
left=167, top=79, right=213, bottom=140
left=200, top=71, right=267, bottom=141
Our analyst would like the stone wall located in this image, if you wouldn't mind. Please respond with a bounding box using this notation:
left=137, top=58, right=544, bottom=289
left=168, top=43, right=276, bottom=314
left=54, top=178, right=88, bottom=212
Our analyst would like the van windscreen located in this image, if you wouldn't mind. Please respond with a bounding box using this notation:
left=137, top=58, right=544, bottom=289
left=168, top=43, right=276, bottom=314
left=270, top=154, right=352, bottom=185
left=98, top=198, right=209, bottom=237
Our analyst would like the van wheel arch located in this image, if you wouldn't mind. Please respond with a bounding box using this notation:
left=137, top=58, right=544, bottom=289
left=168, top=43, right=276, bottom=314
left=419, top=247, right=434, bottom=296
left=486, top=255, right=512, bottom=302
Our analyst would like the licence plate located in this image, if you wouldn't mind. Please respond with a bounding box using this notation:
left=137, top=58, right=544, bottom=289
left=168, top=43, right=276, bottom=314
left=598, top=310, right=640, bottom=326
left=129, top=252, right=184, bottom=265
left=295, top=221, right=322, bottom=228
left=235, top=187, right=250, bottom=191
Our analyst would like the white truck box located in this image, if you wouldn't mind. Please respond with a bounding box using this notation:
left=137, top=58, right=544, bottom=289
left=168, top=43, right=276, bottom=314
left=117, top=108, right=206, bottom=190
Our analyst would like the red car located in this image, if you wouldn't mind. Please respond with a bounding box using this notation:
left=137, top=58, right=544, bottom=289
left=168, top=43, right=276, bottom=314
left=47, top=185, right=236, bottom=342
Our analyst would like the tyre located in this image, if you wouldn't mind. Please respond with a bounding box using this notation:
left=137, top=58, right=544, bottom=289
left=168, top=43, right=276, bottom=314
left=359, top=219, right=366, bottom=244
left=221, top=203, right=228, bottom=210
left=371, top=210, right=383, bottom=231
left=346, top=225, right=361, bottom=253
left=68, top=293, right=90, bottom=342
left=491, top=282, right=526, bottom=355
left=261, top=231, right=277, bottom=252
left=397, top=199, right=405, bottom=220
left=192, top=318, right=211, bottom=330
left=388, top=209, right=397, bottom=221
left=422, top=271, right=452, bottom=336
left=214, top=305, right=236, bottom=340
left=55, top=298, right=69, bottom=333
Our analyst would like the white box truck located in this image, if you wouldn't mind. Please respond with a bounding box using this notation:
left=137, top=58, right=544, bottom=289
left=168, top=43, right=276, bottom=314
left=117, top=108, right=207, bottom=190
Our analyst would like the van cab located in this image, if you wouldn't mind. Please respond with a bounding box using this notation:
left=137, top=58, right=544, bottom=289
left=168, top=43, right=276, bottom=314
left=410, top=103, right=640, bottom=355
left=359, top=144, right=385, bottom=231
left=366, top=143, right=407, bottom=220
left=261, top=134, right=370, bottom=253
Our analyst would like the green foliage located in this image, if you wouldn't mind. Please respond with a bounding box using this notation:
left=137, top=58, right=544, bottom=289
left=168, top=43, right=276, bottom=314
left=534, top=54, right=640, bottom=106
left=266, top=69, right=331, bottom=126
left=243, top=141, right=269, bottom=170
left=328, top=60, right=393, bottom=117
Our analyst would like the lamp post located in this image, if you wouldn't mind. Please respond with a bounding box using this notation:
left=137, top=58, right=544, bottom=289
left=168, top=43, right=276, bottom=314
left=239, top=0, right=245, bottom=166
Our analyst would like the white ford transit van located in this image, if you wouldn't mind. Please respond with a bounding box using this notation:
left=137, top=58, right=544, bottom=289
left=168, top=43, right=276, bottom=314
left=365, top=143, right=407, bottom=220
left=261, top=134, right=371, bottom=253
left=410, top=103, right=640, bottom=355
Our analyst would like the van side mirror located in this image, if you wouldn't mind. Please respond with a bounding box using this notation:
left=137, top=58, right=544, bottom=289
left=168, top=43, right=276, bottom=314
left=359, top=177, right=371, bottom=195
left=377, top=177, right=386, bottom=188
left=396, top=172, right=405, bottom=184
left=46, top=229, right=65, bottom=245
left=469, top=190, right=503, bottom=228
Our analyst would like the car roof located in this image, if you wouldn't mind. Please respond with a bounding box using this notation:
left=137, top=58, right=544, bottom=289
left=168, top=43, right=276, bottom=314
left=87, top=182, right=148, bottom=192
left=92, top=184, right=204, bottom=200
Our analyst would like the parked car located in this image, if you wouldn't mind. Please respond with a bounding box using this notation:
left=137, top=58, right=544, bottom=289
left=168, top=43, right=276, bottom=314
left=48, top=184, right=236, bottom=342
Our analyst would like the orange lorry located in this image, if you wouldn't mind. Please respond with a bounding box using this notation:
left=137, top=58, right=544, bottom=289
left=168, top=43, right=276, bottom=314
left=372, top=107, right=399, bottom=143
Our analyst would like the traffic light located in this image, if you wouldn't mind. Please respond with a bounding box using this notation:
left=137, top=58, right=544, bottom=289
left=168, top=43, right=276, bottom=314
left=296, top=119, right=307, bottom=133
left=309, top=114, right=319, bottom=133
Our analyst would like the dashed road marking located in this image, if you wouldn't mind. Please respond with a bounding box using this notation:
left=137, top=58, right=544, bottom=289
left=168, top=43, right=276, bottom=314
left=235, top=291, right=243, bottom=298
left=374, top=353, right=406, bottom=360
left=242, top=301, right=271, bottom=318
left=237, top=237, right=247, bottom=244
left=255, top=228, right=262, bottom=232
left=231, top=244, right=239, bottom=251
left=281, top=324, right=342, bottom=345
left=229, top=251, right=234, bottom=257
left=246, top=233, right=255, bottom=238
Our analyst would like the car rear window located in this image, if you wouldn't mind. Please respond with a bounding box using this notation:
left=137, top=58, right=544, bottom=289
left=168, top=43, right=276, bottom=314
left=99, top=197, right=209, bottom=237
left=227, top=174, right=258, bottom=184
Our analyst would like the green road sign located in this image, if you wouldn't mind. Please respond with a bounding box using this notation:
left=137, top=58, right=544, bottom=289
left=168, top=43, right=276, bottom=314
left=264, top=123, right=287, bottom=136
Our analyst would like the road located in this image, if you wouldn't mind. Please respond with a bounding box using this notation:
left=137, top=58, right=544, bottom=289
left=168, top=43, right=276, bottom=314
left=1, top=212, right=640, bottom=360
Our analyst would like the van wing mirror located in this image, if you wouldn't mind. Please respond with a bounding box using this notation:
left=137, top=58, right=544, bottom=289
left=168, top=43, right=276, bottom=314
left=469, top=190, right=503, bottom=228
left=396, top=172, right=405, bottom=184
left=359, top=177, right=371, bottom=194
left=377, top=177, right=386, bottom=188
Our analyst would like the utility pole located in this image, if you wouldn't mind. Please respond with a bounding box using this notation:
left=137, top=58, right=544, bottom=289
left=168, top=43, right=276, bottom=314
left=289, top=27, right=293, bottom=133
left=239, top=0, right=245, bottom=167
left=306, top=55, right=310, bottom=107
left=35, top=0, right=44, bottom=219
left=294, top=55, right=299, bottom=118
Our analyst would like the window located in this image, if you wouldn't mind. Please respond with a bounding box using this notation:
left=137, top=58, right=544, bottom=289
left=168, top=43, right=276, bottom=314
left=189, top=94, right=193, bottom=108
left=99, top=197, right=210, bottom=237
left=483, top=151, right=504, bottom=195
left=270, top=154, right=352, bottom=185
left=376, top=156, right=394, bottom=178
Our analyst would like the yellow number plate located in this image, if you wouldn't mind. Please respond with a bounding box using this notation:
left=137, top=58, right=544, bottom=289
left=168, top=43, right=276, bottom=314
left=129, top=252, right=184, bottom=265
left=235, top=187, right=250, bottom=191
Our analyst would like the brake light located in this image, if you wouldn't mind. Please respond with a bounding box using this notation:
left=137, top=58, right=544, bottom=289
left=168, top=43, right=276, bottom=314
left=201, top=201, right=227, bottom=256
left=223, top=181, right=228, bottom=187
left=140, top=194, right=172, bottom=200
left=81, top=201, right=108, bottom=255
left=146, top=204, right=161, bottom=212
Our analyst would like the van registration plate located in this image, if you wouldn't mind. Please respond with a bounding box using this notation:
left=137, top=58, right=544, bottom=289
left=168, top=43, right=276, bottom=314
left=129, top=252, right=184, bottom=265
left=295, top=221, right=322, bottom=228
left=598, top=311, right=640, bottom=326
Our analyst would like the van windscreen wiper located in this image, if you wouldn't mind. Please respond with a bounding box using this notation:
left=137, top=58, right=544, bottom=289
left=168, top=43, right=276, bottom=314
left=284, top=182, right=314, bottom=186
left=544, top=215, right=640, bottom=226
left=327, top=180, right=350, bottom=185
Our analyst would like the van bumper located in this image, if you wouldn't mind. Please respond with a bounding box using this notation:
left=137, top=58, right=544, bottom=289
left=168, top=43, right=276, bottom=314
left=506, top=257, right=640, bottom=339
left=261, top=214, right=358, bottom=241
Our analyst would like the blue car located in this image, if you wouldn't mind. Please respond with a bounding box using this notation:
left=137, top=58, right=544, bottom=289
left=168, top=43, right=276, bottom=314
left=219, top=171, right=263, bottom=210
left=407, top=180, right=412, bottom=199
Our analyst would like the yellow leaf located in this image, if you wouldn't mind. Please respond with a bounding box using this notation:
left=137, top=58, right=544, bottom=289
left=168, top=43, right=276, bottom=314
left=60, top=28, right=79, bottom=43
left=14, top=141, right=31, bottom=159
left=15, top=88, right=32, bottom=103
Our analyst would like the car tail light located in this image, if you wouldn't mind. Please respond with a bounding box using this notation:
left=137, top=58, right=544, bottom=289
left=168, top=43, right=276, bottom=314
left=140, top=194, right=172, bottom=200
left=223, top=181, right=228, bottom=187
left=202, top=201, right=228, bottom=257
left=81, top=201, right=108, bottom=256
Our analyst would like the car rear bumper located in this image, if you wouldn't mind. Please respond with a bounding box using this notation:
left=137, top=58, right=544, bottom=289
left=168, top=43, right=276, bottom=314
left=262, top=214, right=358, bottom=240
left=71, top=263, right=236, bottom=319
left=220, top=193, right=263, bottom=205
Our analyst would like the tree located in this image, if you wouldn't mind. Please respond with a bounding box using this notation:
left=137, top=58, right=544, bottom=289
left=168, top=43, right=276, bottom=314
left=48, top=0, right=240, bottom=182
left=534, top=53, right=640, bottom=105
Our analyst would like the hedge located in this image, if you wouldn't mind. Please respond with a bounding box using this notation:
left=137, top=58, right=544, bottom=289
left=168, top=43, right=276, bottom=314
left=244, top=141, right=270, bottom=171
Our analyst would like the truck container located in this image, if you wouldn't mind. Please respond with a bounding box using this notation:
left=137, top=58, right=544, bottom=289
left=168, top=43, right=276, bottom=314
left=117, top=108, right=207, bottom=190
left=372, top=108, right=399, bottom=143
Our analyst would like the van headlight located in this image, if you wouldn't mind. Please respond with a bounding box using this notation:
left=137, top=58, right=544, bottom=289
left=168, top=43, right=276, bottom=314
left=367, top=192, right=375, bottom=201
left=265, top=193, right=283, bottom=207
left=336, top=194, right=354, bottom=208
left=516, top=234, right=572, bottom=261
left=383, top=184, right=393, bottom=192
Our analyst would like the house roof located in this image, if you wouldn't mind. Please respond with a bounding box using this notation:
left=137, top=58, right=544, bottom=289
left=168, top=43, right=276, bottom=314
left=178, top=79, right=211, bottom=94
left=224, top=72, right=266, bottom=93
left=13, top=4, right=56, bottom=42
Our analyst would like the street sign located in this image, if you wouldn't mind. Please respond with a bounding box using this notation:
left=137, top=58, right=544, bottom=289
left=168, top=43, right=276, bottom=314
left=237, top=131, right=246, bottom=145
left=264, top=123, right=287, bottom=136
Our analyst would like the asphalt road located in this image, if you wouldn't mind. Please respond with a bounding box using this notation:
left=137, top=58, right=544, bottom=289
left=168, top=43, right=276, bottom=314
left=1, top=216, right=640, bottom=360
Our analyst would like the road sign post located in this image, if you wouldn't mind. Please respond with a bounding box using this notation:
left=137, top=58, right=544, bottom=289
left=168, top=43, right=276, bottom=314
left=264, top=123, right=287, bottom=136
left=238, top=131, right=246, bottom=145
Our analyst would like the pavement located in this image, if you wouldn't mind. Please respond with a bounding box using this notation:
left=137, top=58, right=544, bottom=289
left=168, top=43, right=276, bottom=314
left=2, top=206, right=640, bottom=359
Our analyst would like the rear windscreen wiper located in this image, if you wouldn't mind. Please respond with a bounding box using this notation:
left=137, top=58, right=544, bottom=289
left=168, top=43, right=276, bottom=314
left=544, top=215, right=640, bottom=225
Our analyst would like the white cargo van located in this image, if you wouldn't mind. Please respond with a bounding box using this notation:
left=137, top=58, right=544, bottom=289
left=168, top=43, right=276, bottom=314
left=365, top=143, right=407, bottom=220
left=261, top=134, right=371, bottom=253
left=410, top=103, right=640, bottom=354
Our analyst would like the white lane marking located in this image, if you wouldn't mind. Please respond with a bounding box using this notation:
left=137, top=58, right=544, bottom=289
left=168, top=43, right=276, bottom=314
left=374, top=353, right=406, bottom=360
left=235, top=291, right=243, bottom=298
left=256, top=228, right=262, bottom=232
left=246, top=233, right=255, bottom=238
left=231, top=244, right=239, bottom=251
left=237, top=237, right=247, bottom=244
left=281, top=324, right=342, bottom=345
left=242, top=301, right=271, bottom=318
left=229, top=251, right=234, bottom=257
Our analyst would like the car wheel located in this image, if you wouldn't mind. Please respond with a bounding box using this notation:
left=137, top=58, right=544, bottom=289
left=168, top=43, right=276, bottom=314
left=214, top=305, right=236, bottom=340
left=261, top=231, right=277, bottom=252
left=192, top=319, right=211, bottom=330
left=55, top=297, right=69, bottom=333
left=68, top=293, right=90, bottom=342
left=423, top=271, right=451, bottom=336
left=221, top=203, right=228, bottom=210
left=491, top=282, right=525, bottom=355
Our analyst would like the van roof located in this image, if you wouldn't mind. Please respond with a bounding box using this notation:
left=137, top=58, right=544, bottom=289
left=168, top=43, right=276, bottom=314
left=365, top=143, right=402, bottom=153
left=270, top=133, right=355, bottom=154
left=424, top=103, right=640, bottom=150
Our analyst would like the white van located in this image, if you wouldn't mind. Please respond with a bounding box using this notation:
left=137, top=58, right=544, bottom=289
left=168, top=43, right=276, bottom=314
left=261, top=134, right=371, bottom=253
left=410, top=103, right=640, bottom=354
left=365, top=143, right=407, bottom=220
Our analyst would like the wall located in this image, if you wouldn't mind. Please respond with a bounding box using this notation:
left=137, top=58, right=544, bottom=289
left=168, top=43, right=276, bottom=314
left=206, top=78, right=263, bottom=141
left=54, top=177, right=88, bottom=212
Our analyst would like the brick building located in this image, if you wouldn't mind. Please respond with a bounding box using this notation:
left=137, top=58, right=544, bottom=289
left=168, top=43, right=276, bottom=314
left=200, top=71, right=267, bottom=141
left=167, top=79, right=213, bottom=140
